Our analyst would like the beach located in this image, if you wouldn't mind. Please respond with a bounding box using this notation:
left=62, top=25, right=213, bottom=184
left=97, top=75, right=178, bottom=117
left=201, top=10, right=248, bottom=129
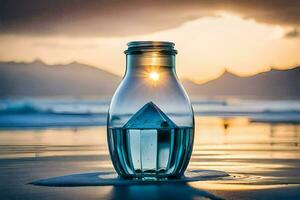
left=1, top=115, right=300, bottom=200
left=2, top=0, right=300, bottom=198
left=2, top=1, right=300, bottom=198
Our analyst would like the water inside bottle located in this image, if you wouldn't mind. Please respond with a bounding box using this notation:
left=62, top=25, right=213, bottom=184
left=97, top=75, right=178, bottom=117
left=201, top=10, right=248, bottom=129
left=108, top=127, right=193, bottom=178
left=108, top=102, right=194, bottom=179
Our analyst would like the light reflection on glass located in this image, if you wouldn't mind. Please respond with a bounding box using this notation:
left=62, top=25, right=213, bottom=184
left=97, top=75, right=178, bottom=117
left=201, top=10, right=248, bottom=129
left=149, top=71, right=160, bottom=81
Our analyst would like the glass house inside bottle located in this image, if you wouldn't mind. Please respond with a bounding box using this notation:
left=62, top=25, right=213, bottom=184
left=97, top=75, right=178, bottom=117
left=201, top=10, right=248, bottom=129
left=107, top=41, right=194, bottom=179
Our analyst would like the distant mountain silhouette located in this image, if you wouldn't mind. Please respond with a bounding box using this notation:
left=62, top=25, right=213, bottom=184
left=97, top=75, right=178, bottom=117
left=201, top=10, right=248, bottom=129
left=1, top=61, right=299, bottom=99
left=182, top=68, right=300, bottom=99
left=0, top=60, right=121, bottom=98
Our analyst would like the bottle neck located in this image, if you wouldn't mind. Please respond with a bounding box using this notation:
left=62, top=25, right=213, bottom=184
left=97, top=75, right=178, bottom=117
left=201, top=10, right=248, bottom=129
left=125, top=52, right=176, bottom=75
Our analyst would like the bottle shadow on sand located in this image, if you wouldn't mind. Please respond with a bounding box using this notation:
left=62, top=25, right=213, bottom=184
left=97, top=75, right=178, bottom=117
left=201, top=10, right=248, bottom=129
left=107, top=183, right=224, bottom=200
left=30, top=170, right=227, bottom=200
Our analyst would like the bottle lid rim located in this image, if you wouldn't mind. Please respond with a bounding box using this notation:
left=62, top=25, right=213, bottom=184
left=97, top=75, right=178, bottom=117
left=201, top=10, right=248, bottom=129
left=127, top=41, right=175, bottom=48
left=125, top=41, right=177, bottom=55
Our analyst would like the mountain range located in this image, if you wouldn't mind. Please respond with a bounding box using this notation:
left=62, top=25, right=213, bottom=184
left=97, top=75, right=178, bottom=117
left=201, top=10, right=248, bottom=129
left=1, top=60, right=299, bottom=99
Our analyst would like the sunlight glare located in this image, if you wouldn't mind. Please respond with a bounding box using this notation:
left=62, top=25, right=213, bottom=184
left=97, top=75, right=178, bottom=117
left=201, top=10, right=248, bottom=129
left=149, top=71, right=160, bottom=81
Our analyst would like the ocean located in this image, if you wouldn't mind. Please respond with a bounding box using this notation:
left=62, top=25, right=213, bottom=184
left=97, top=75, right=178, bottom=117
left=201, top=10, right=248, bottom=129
left=0, top=98, right=299, bottom=128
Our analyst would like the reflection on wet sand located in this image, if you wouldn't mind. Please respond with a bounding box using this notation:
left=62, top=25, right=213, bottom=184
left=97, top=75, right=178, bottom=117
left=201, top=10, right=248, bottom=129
left=0, top=116, right=300, bottom=199
left=188, top=117, right=300, bottom=197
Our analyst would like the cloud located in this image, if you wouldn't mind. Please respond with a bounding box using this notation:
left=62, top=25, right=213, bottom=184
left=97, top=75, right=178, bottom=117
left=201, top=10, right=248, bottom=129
left=284, top=29, right=299, bottom=38
left=33, top=41, right=99, bottom=49
left=0, top=0, right=300, bottom=37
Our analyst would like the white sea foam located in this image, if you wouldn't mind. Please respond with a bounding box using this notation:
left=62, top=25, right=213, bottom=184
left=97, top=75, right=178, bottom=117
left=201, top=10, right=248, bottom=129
left=0, top=98, right=299, bottom=128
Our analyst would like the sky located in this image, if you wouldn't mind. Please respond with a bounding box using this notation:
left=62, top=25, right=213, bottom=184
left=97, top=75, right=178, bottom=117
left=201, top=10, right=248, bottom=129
left=0, top=0, right=300, bottom=83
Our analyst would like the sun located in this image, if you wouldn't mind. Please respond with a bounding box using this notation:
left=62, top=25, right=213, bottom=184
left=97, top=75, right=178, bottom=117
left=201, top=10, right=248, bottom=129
left=149, top=71, right=160, bottom=81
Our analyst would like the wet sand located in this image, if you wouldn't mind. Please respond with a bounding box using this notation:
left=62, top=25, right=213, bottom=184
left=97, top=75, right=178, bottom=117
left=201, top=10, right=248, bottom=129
left=0, top=116, right=300, bottom=200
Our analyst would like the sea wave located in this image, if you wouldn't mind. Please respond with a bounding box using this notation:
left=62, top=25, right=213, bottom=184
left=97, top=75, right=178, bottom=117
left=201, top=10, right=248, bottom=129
left=0, top=98, right=299, bottom=128
left=1, top=99, right=299, bottom=115
left=0, top=99, right=110, bottom=115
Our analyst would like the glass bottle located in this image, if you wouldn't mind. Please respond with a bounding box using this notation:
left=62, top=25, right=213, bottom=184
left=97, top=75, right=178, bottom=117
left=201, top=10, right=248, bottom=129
left=107, top=41, right=194, bottom=179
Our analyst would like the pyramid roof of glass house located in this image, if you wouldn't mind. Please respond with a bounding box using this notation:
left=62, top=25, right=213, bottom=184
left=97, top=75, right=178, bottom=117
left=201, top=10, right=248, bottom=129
left=123, top=102, right=177, bottom=129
